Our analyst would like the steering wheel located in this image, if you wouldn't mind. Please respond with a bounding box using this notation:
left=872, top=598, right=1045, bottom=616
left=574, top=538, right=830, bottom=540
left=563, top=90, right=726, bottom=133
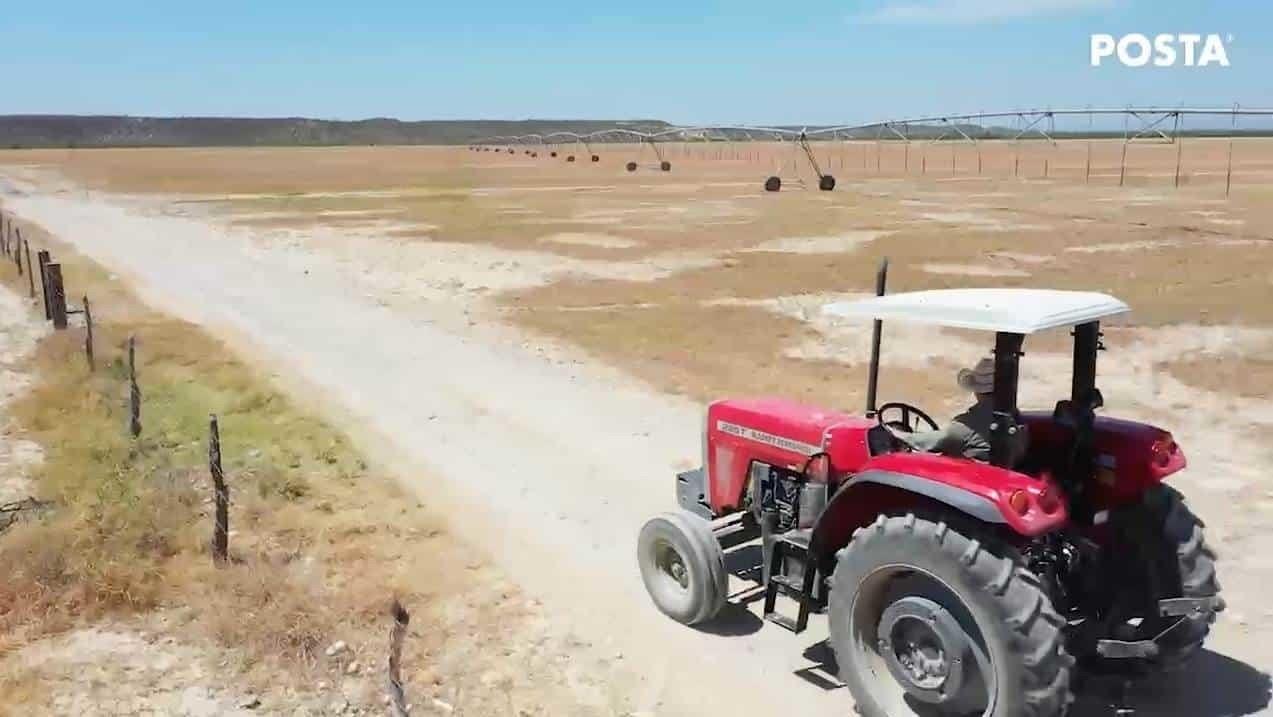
left=877, top=402, right=940, bottom=434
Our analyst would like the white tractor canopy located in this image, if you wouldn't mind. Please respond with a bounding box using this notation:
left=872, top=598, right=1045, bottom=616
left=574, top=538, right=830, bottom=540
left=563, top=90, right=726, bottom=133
left=823, top=288, right=1129, bottom=334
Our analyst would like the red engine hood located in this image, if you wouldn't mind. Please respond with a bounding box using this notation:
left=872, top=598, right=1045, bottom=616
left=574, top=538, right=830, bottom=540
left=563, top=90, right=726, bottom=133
left=705, top=397, right=872, bottom=512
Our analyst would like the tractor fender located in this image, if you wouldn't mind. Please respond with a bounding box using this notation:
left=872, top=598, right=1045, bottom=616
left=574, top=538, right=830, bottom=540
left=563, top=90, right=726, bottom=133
left=809, top=461, right=1067, bottom=561
left=845, top=470, right=1007, bottom=523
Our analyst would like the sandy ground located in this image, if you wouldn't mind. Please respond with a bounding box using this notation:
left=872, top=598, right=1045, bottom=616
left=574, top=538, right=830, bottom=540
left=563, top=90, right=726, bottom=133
left=2, top=145, right=1271, bottom=715
left=8, top=617, right=315, bottom=716
left=0, top=284, right=48, bottom=506
left=4, top=610, right=470, bottom=716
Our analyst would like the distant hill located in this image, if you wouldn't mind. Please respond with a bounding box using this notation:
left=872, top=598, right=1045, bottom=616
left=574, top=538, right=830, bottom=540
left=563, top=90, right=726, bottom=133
left=0, top=115, right=674, bottom=149
left=4, top=115, right=1266, bottom=149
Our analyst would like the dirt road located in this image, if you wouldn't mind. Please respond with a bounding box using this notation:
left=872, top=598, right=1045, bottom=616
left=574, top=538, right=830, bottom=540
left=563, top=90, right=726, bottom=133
left=3, top=174, right=1269, bottom=716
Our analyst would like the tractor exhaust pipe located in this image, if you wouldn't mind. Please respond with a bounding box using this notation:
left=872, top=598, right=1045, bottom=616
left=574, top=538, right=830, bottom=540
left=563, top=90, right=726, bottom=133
left=865, top=258, right=888, bottom=418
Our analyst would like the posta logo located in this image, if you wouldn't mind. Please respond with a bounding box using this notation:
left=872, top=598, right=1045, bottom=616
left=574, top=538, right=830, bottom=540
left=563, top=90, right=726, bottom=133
left=1090, top=34, right=1231, bottom=67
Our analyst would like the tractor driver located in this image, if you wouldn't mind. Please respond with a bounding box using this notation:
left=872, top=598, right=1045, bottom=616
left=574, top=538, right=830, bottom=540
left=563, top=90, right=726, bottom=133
left=892, top=357, right=1029, bottom=466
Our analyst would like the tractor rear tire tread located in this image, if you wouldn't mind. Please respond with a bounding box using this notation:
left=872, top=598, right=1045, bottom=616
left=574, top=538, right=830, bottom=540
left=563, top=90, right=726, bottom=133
left=1157, top=486, right=1222, bottom=665
left=830, top=513, right=1075, bottom=717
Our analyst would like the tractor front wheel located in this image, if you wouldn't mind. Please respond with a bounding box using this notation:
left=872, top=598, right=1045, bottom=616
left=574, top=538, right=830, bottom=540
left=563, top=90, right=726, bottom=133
left=830, top=514, right=1075, bottom=716
left=637, top=511, right=727, bottom=625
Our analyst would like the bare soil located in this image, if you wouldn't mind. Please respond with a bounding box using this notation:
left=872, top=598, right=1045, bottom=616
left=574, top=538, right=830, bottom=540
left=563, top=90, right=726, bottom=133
left=0, top=287, right=46, bottom=506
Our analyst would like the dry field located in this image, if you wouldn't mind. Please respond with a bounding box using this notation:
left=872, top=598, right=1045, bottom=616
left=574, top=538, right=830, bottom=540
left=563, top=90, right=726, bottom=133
left=12, top=140, right=1273, bottom=399
left=1, top=139, right=1272, bottom=715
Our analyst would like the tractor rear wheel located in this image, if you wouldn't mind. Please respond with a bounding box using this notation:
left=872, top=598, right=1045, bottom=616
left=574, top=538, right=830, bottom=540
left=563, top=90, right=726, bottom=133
left=637, top=511, right=727, bottom=625
left=830, top=514, right=1075, bottom=717
left=1104, top=486, right=1222, bottom=672
left=1157, top=486, right=1222, bottom=666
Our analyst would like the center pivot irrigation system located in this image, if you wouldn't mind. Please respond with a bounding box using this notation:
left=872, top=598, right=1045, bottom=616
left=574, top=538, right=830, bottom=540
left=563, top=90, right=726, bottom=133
left=470, top=125, right=827, bottom=188
left=469, top=106, right=1273, bottom=193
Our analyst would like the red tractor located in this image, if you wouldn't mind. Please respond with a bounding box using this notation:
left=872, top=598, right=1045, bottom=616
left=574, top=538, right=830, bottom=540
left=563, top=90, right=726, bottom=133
left=637, top=263, right=1222, bottom=716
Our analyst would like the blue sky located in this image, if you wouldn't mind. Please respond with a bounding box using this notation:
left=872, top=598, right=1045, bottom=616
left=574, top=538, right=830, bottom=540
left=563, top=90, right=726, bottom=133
left=0, top=1, right=1269, bottom=125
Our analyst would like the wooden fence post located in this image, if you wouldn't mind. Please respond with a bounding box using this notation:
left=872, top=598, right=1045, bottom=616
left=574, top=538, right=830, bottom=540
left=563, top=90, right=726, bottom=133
left=1174, top=121, right=1186, bottom=189
left=45, top=263, right=67, bottom=329
left=11, top=228, right=19, bottom=274
left=83, top=296, right=95, bottom=371
left=128, top=336, right=142, bottom=438
left=209, top=414, right=229, bottom=564
left=37, top=250, right=51, bottom=320
left=24, top=241, right=34, bottom=299
left=1225, top=104, right=1238, bottom=197
left=1119, top=141, right=1129, bottom=187
left=388, top=600, right=411, bottom=717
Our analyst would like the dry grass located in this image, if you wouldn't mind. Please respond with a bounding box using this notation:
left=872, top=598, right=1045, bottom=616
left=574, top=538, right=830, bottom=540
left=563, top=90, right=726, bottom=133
left=0, top=262, right=372, bottom=663
left=516, top=300, right=949, bottom=406
left=1168, top=354, right=1273, bottom=400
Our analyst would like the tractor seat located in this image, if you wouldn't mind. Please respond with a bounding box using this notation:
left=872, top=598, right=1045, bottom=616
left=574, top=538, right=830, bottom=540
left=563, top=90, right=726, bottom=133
left=867, top=424, right=896, bottom=456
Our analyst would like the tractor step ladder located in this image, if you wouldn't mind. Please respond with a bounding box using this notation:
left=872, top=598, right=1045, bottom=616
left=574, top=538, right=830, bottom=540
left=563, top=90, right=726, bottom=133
left=762, top=529, right=818, bottom=633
